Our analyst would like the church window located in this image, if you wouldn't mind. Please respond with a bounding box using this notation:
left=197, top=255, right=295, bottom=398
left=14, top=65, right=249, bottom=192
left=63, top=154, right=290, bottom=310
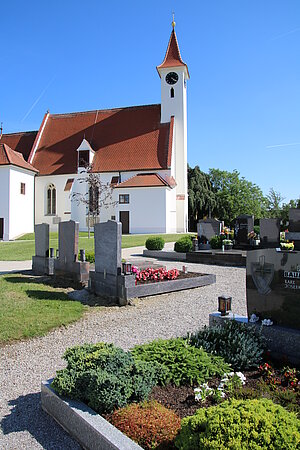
left=170, top=88, right=174, bottom=98
left=78, top=150, right=90, bottom=167
left=20, top=183, right=26, bottom=195
left=47, top=184, right=56, bottom=215
left=119, top=194, right=129, bottom=204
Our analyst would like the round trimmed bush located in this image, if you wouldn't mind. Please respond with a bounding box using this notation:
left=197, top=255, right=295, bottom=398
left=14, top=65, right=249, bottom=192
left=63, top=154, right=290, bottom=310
left=174, top=236, right=193, bottom=253
left=145, top=237, right=165, bottom=250
left=175, top=398, right=300, bottom=450
left=209, top=235, right=222, bottom=249
left=107, top=401, right=181, bottom=450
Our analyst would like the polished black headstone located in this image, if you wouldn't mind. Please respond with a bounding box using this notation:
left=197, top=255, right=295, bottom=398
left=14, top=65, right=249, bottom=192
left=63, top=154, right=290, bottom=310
left=260, top=218, right=280, bottom=248
left=234, top=214, right=254, bottom=244
left=246, top=249, right=300, bottom=330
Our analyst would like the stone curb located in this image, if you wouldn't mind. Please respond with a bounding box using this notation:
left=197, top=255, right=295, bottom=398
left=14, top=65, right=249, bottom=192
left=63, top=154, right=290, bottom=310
left=41, top=380, right=143, bottom=450
left=143, top=249, right=186, bottom=261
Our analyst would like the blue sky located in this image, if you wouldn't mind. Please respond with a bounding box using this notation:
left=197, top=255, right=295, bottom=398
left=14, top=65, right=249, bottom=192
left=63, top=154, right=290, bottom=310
left=1, top=0, right=299, bottom=201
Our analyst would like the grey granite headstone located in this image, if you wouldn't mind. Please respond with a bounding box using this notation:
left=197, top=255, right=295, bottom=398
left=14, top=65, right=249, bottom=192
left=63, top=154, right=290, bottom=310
left=260, top=218, right=280, bottom=248
left=35, top=223, right=49, bottom=257
left=286, top=209, right=300, bottom=250
left=58, top=220, right=79, bottom=263
left=197, top=219, right=222, bottom=241
left=246, top=248, right=300, bottom=330
left=94, top=220, right=122, bottom=275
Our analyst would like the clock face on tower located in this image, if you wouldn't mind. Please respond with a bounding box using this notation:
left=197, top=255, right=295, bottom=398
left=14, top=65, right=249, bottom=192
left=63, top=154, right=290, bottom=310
left=165, top=72, right=178, bottom=85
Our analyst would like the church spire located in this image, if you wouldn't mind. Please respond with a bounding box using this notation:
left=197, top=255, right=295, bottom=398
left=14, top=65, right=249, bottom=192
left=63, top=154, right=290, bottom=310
left=157, top=18, right=189, bottom=78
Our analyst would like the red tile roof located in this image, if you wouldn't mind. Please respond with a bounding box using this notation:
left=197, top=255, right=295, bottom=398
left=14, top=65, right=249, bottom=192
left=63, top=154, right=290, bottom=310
left=31, top=104, right=173, bottom=175
left=0, top=143, right=39, bottom=172
left=115, top=173, right=175, bottom=189
left=157, top=29, right=189, bottom=77
left=0, top=131, right=37, bottom=161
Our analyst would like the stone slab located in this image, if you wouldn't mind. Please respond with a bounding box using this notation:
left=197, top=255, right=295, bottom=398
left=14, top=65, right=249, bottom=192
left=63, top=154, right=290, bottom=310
left=94, top=221, right=122, bottom=276
left=54, top=260, right=90, bottom=285
left=58, top=220, right=79, bottom=264
left=260, top=218, right=280, bottom=248
left=187, top=251, right=246, bottom=267
left=143, top=249, right=187, bottom=261
left=197, top=219, right=222, bottom=241
left=246, top=249, right=300, bottom=330
left=234, top=214, right=254, bottom=244
left=289, top=208, right=300, bottom=232
left=41, top=380, right=143, bottom=450
left=35, top=223, right=49, bottom=257
left=32, top=255, right=54, bottom=275
left=209, top=312, right=300, bottom=365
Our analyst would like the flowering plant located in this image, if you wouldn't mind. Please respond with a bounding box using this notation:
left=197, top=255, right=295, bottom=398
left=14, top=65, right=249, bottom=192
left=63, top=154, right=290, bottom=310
left=248, top=231, right=257, bottom=240
left=135, top=267, right=179, bottom=284
left=194, top=371, right=246, bottom=403
left=280, top=242, right=294, bottom=251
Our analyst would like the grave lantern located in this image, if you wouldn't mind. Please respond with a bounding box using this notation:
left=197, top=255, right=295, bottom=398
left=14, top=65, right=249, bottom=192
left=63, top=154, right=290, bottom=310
left=122, top=261, right=132, bottom=275
left=218, top=295, right=232, bottom=316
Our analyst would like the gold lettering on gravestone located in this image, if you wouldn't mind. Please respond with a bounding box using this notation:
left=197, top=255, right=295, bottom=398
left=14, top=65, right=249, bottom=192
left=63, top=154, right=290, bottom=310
left=283, top=266, right=300, bottom=290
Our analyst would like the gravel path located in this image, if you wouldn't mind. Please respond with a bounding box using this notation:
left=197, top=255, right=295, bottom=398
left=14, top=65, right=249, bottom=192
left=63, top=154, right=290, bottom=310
left=0, top=260, right=246, bottom=449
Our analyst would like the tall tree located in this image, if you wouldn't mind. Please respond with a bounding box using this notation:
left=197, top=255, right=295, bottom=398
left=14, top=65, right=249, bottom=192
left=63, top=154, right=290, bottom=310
left=265, top=188, right=285, bottom=218
left=188, top=165, right=217, bottom=230
left=209, top=168, right=267, bottom=224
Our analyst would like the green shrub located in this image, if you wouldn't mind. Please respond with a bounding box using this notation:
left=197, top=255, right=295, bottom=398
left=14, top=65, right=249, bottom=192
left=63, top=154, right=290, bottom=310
left=107, top=401, right=181, bottom=450
left=175, top=398, right=300, bottom=450
left=254, top=225, right=260, bottom=235
left=51, top=342, right=163, bottom=414
left=145, top=237, right=165, bottom=250
left=78, top=251, right=95, bottom=263
left=131, top=338, right=230, bottom=386
left=209, top=235, right=222, bottom=249
left=174, top=236, right=193, bottom=253
left=187, top=320, right=266, bottom=370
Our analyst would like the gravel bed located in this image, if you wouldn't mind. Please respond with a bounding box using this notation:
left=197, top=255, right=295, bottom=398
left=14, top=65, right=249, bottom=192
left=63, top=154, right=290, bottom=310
left=0, top=261, right=246, bottom=449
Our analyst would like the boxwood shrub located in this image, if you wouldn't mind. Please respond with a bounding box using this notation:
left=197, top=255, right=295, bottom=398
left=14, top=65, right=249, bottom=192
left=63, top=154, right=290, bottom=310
left=186, top=320, right=266, bottom=370
left=51, top=342, right=164, bottom=414
left=145, top=236, right=165, bottom=250
left=174, top=236, right=193, bottom=253
left=175, top=398, right=300, bottom=450
left=131, top=338, right=230, bottom=386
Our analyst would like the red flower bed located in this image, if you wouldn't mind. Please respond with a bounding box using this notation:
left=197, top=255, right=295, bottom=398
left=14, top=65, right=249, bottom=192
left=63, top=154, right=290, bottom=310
left=135, top=267, right=179, bottom=284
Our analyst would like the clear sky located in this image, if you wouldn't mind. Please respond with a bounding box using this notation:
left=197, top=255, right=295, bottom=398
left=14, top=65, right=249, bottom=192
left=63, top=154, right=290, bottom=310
left=1, top=0, right=299, bottom=202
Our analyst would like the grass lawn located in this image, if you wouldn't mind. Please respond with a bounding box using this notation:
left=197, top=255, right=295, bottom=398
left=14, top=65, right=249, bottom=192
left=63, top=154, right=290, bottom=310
left=0, top=233, right=193, bottom=261
left=0, top=274, right=86, bottom=343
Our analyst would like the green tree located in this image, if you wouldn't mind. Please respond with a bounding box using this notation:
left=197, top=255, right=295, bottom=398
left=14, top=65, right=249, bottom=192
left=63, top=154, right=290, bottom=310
left=188, top=165, right=217, bottom=230
left=208, top=169, right=267, bottom=224
left=265, top=188, right=285, bottom=218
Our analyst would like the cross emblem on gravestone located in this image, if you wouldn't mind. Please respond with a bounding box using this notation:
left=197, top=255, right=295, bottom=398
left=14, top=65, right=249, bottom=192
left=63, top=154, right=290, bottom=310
left=251, top=255, right=275, bottom=295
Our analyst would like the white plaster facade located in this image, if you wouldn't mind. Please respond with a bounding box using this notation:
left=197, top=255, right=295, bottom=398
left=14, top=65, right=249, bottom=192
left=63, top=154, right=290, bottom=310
left=0, top=165, right=35, bottom=240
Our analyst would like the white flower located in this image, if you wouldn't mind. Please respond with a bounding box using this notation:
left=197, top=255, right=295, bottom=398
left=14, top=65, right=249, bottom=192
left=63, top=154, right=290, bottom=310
left=249, top=313, right=259, bottom=323
left=262, top=318, right=273, bottom=326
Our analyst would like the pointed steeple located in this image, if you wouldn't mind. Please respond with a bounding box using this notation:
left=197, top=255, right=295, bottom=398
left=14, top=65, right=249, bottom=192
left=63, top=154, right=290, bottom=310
left=157, top=21, right=189, bottom=78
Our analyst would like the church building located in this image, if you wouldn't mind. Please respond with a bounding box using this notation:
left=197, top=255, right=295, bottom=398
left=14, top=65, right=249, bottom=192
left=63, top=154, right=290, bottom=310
left=0, top=22, right=189, bottom=240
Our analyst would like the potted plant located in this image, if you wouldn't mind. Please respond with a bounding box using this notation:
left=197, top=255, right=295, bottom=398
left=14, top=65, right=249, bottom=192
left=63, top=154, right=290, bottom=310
left=223, top=239, right=233, bottom=250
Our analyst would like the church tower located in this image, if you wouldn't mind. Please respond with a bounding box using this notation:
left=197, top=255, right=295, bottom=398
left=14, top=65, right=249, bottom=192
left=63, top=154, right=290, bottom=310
left=157, top=18, right=189, bottom=232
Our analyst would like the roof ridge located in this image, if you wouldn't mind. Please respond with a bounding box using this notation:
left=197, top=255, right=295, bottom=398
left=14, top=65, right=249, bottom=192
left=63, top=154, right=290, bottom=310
left=0, top=130, right=38, bottom=137
left=50, top=103, right=161, bottom=118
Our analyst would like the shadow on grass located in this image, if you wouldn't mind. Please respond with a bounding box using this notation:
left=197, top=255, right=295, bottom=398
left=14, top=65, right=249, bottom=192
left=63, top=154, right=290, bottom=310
left=25, top=290, right=71, bottom=301
left=1, top=392, right=80, bottom=450
left=3, top=274, right=80, bottom=290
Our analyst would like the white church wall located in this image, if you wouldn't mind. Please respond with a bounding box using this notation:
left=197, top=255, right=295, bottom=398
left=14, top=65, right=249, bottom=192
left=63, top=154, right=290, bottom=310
left=115, top=186, right=167, bottom=234
left=9, top=166, right=35, bottom=239
left=0, top=167, right=10, bottom=240
left=166, top=188, right=177, bottom=233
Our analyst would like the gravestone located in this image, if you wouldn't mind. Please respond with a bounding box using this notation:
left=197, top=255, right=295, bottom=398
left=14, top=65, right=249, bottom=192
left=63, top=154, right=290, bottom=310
left=90, top=220, right=130, bottom=302
left=246, top=248, right=300, bottom=330
left=286, top=209, right=300, bottom=251
left=260, top=218, right=280, bottom=248
left=32, top=223, right=54, bottom=275
left=54, top=220, right=89, bottom=285
left=94, top=220, right=122, bottom=275
left=197, top=219, right=222, bottom=241
left=234, top=214, right=254, bottom=246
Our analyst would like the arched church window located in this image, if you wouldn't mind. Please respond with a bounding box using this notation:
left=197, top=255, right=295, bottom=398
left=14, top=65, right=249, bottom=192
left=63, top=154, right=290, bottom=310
left=170, top=88, right=174, bottom=98
left=47, top=184, right=56, bottom=215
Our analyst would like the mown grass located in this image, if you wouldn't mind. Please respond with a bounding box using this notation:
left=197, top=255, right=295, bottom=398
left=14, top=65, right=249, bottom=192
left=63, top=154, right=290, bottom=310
left=0, top=274, right=86, bottom=343
left=0, top=233, right=192, bottom=261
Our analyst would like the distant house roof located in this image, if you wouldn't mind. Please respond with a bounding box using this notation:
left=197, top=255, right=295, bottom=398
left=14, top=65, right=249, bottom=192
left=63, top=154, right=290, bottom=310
left=0, top=131, right=38, bottom=161
left=115, top=173, right=176, bottom=189
left=0, top=143, right=38, bottom=172
left=157, top=29, right=189, bottom=78
left=30, top=104, right=173, bottom=176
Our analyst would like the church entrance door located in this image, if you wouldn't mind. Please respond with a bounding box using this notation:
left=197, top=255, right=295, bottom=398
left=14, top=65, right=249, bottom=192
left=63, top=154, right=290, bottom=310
left=0, top=218, right=3, bottom=239
left=119, top=211, right=129, bottom=234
